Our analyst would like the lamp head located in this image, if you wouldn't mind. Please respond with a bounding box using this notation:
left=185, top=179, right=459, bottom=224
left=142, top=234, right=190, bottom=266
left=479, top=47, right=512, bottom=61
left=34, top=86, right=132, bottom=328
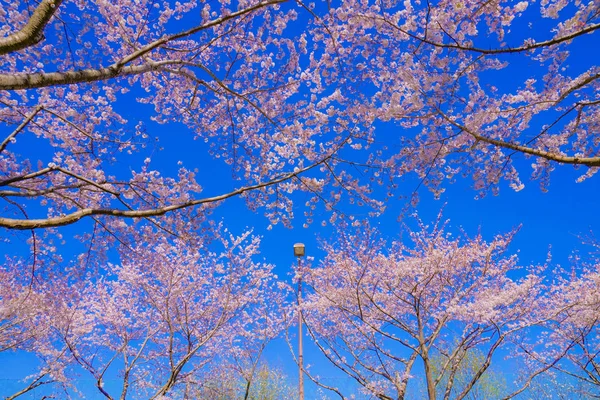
left=293, top=243, right=305, bottom=257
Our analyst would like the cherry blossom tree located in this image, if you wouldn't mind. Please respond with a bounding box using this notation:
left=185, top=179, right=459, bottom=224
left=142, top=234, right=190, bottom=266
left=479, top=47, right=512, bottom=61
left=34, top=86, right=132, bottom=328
left=518, top=260, right=600, bottom=399
left=0, top=259, right=71, bottom=399
left=301, top=218, right=549, bottom=399
left=320, top=0, right=600, bottom=198
left=1, top=0, right=599, bottom=397
left=0, top=0, right=374, bottom=235
left=1, top=227, right=290, bottom=399
left=1, top=0, right=598, bottom=234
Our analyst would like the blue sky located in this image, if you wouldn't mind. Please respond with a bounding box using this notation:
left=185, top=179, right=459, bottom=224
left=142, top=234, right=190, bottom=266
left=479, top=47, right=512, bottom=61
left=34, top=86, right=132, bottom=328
left=3, top=64, right=599, bottom=400
left=1, top=1, right=600, bottom=398
left=198, top=120, right=600, bottom=397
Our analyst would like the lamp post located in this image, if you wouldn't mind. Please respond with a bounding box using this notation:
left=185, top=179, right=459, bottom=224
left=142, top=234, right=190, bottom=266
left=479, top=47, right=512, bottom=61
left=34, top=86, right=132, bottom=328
left=294, top=243, right=305, bottom=400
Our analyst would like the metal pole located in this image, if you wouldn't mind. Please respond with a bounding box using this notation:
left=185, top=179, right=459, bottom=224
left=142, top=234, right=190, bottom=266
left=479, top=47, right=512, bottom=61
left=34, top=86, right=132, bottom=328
left=298, top=256, right=304, bottom=400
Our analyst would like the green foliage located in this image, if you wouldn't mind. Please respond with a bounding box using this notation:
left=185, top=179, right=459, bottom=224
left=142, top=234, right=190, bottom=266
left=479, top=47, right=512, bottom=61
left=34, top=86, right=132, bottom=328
left=191, top=363, right=297, bottom=400
left=244, top=364, right=297, bottom=400
left=430, top=348, right=506, bottom=400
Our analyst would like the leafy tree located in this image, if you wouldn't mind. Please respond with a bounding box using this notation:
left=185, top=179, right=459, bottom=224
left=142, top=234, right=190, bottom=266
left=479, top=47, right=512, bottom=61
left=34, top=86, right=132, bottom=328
left=192, top=363, right=297, bottom=400
left=246, top=364, right=296, bottom=400
left=430, top=348, right=506, bottom=400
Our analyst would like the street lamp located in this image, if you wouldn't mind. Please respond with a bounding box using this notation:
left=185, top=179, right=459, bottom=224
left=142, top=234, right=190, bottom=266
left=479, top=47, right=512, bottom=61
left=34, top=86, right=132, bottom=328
left=294, top=243, right=305, bottom=400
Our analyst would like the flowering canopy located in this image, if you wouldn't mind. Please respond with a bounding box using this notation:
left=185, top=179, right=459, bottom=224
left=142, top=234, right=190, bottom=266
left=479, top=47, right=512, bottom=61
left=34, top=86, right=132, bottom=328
left=0, top=0, right=599, bottom=398
left=302, top=219, right=549, bottom=398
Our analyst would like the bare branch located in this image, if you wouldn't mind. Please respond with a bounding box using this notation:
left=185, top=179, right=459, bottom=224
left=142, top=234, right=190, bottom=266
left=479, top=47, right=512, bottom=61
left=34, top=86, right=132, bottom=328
left=0, top=166, right=56, bottom=187
left=5, top=373, right=55, bottom=400
left=0, top=106, right=43, bottom=153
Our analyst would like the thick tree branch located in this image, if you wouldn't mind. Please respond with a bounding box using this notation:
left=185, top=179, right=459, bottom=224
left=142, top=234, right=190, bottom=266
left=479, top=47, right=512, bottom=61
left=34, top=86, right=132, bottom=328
left=0, top=159, right=327, bottom=229
left=0, top=0, right=286, bottom=91
left=115, top=0, right=287, bottom=68
left=378, top=16, right=600, bottom=55
left=0, top=0, right=63, bottom=55
left=0, top=62, right=163, bottom=91
left=436, top=108, right=600, bottom=167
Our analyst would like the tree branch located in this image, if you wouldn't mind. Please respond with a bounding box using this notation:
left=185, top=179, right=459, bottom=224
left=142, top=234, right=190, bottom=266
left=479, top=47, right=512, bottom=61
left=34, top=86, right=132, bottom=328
left=0, top=106, right=43, bottom=153
left=436, top=107, right=600, bottom=167
left=5, top=373, right=55, bottom=400
left=0, top=158, right=327, bottom=229
left=377, top=15, right=600, bottom=55
left=0, top=62, right=163, bottom=91
left=114, top=0, right=286, bottom=68
left=0, top=0, right=287, bottom=91
left=0, top=0, right=63, bottom=55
